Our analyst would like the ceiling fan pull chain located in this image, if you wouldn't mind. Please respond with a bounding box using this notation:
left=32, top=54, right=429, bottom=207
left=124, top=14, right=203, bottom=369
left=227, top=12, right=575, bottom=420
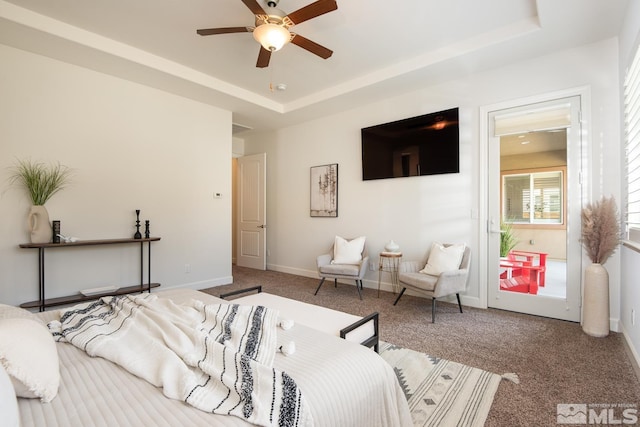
left=269, top=65, right=274, bottom=92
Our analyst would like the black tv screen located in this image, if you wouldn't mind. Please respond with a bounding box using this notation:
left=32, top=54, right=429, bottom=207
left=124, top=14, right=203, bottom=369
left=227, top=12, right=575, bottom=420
left=361, top=108, right=459, bottom=180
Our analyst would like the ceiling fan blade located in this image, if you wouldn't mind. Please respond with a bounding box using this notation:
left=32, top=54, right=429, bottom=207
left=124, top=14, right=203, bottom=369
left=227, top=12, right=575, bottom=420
left=291, top=34, right=333, bottom=59
left=241, top=0, right=266, bottom=15
left=286, top=0, right=337, bottom=25
left=256, top=47, right=272, bottom=68
left=197, top=27, right=250, bottom=36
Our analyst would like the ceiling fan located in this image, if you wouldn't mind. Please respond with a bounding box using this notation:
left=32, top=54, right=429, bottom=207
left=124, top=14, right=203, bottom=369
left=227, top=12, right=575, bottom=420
left=196, top=0, right=338, bottom=68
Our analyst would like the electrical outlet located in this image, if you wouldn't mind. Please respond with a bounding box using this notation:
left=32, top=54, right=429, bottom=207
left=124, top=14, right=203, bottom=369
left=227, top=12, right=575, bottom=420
left=632, top=309, right=636, bottom=326
left=185, top=264, right=191, bottom=273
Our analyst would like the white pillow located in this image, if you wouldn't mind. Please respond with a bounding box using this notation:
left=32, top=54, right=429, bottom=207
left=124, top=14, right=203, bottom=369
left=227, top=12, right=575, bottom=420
left=0, top=364, right=19, bottom=427
left=0, top=317, right=60, bottom=402
left=420, top=242, right=465, bottom=276
left=332, top=236, right=366, bottom=264
left=0, top=303, right=37, bottom=321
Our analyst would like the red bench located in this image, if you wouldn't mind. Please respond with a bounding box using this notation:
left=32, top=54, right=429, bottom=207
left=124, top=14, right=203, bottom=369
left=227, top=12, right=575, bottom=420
left=499, top=251, right=547, bottom=294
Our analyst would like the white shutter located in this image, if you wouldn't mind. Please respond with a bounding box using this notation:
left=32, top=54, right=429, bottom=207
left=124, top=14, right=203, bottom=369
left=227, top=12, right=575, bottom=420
left=625, top=44, right=640, bottom=240
left=533, top=172, right=562, bottom=223
left=493, top=105, right=572, bottom=137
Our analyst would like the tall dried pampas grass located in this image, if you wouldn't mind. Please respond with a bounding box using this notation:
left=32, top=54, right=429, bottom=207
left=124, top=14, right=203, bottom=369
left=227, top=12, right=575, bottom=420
left=581, top=196, right=620, bottom=264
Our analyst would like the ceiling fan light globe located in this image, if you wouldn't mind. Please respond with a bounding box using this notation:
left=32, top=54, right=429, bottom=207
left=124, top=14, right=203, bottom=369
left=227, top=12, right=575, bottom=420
left=253, top=23, right=290, bottom=52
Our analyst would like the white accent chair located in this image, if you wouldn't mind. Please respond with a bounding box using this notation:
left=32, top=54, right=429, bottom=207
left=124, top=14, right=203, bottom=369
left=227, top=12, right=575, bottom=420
left=315, top=243, right=369, bottom=300
left=393, top=244, right=471, bottom=322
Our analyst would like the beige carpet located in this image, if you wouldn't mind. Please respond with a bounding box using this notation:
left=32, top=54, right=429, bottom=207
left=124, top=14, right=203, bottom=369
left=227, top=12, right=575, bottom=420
left=203, top=266, right=640, bottom=426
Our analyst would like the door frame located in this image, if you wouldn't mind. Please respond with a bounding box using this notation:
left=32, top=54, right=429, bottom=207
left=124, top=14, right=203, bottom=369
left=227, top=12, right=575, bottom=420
left=478, top=86, right=591, bottom=316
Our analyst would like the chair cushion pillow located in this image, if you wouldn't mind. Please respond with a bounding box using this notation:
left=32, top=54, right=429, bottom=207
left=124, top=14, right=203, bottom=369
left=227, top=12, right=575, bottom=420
left=399, top=272, right=439, bottom=292
left=0, top=317, right=60, bottom=402
left=332, top=236, right=366, bottom=264
left=320, top=263, right=361, bottom=277
left=420, top=242, right=465, bottom=276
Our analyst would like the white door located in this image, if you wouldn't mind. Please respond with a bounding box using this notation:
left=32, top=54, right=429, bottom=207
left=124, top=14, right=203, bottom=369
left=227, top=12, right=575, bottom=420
left=487, top=96, right=582, bottom=321
left=237, top=153, right=266, bottom=270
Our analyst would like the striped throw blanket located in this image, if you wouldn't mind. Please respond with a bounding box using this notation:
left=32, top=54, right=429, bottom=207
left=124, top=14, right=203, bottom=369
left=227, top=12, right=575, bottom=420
left=48, top=293, right=312, bottom=427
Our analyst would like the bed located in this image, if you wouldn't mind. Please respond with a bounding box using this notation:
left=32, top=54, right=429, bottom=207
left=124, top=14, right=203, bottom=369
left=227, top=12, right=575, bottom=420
left=1, top=288, right=412, bottom=427
left=219, top=286, right=379, bottom=350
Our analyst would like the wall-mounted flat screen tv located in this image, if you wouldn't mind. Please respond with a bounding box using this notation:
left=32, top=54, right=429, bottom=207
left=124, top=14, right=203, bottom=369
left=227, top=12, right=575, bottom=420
left=361, top=107, right=459, bottom=181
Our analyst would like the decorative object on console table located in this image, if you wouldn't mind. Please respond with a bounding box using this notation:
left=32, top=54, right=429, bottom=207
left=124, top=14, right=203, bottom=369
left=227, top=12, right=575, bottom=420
left=8, top=159, right=72, bottom=244
left=52, top=220, right=61, bottom=243
left=310, top=163, right=338, bottom=217
left=134, top=209, right=142, bottom=239
left=144, top=220, right=150, bottom=238
left=28, top=206, right=52, bottom=244
left=580, top=195, right=620, bottom=337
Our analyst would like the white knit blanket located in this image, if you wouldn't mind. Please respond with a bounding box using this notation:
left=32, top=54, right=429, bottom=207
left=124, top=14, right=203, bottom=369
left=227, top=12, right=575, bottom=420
left=48, top=294, right=312, bottom=427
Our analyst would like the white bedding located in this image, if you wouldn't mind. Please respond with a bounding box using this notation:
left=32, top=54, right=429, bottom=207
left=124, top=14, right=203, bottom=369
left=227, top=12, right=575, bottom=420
left=48, top=293, right=312, bottom=427
left=18, top=289, right=412, bottom=427
left=231, top=292, right=375, bottom=345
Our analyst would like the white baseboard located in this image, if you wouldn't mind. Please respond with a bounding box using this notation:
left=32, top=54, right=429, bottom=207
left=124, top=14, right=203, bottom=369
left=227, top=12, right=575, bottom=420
left=166, top=276, right=233, bottom=292
left=267, top=264, right=316, bottom=279
left=620, top=322, right=640, bottom=383
left=610, top=318, right=621, bottom=333
left=267, top=263, right=400, bottom=294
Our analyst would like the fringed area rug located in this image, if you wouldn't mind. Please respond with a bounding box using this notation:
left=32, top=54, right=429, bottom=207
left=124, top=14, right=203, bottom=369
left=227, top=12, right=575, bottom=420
left=379, top=341, right=519, bottom=427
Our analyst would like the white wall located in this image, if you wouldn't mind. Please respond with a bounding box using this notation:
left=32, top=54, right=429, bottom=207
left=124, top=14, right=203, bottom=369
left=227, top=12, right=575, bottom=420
left=244, top=37, right=622, bottom=312
left=619, top=0, right=640, bottom=365
left=0, top=44, right=233, bottom=307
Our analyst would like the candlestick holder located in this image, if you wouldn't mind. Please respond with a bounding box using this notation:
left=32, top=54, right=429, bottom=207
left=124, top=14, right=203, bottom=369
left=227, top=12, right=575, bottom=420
left=134, top=210, right=142, bottom=239
left=144, top=220, right=150, bottom=238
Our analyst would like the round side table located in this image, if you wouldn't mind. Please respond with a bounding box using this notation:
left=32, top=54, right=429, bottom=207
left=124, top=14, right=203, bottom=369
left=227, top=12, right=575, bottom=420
left=378, top=251, right=402, bottom=297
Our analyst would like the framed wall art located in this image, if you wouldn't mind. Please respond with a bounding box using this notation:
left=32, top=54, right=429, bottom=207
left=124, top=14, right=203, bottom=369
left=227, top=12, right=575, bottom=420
left=310, top=163, right=338, bottom=217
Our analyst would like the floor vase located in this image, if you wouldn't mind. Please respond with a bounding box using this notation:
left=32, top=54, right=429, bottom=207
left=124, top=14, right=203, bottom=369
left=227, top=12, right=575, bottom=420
left=582, top=263, right=609, bottom=337
left=28, top=205, right=52, bottom=244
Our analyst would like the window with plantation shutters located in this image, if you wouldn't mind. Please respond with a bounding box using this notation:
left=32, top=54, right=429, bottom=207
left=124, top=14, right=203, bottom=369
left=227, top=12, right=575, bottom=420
left=503, top=170, right=563, bottom=225
left=624, top=44, right=640, bottom=241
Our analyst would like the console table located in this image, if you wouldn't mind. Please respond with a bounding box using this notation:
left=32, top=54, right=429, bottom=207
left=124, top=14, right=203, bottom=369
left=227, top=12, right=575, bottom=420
left=19, top=237, right=161, bottom=311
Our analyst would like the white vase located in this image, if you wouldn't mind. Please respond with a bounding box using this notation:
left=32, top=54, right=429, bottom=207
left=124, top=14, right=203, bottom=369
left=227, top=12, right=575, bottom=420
left=385, top=240, right=400, bottom=252
left=582, top=263, right=609, bottom=337
left=28, top=205, right=52, bottom=244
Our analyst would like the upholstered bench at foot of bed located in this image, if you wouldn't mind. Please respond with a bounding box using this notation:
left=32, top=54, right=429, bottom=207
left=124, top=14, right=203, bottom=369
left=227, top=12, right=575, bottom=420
left=220, top=287, right=379, bottom=352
